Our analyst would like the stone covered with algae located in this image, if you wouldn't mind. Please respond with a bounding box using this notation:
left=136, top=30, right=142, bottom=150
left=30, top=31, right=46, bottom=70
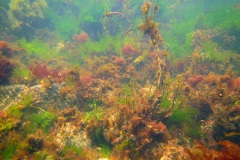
left=0, top=83, right=79, bottom=110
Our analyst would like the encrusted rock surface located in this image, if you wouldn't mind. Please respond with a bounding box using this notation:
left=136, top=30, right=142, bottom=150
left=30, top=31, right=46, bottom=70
left=55, top=122, right=92, bottom=148
left=0, top=84, right=80, bottom=110
left=0, top=84, right=92, bottom=148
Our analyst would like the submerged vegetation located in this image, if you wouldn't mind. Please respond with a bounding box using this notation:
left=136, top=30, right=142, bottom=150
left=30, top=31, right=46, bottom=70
left=0, top=0, right=240, bottom=159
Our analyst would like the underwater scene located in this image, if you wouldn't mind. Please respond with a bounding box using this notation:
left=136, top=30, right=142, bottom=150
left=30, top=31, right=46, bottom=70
left=0, top=0, right=240, bottom=159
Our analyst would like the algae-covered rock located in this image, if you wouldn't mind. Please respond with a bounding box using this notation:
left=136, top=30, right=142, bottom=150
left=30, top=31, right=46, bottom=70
left=8, top=0, right=48, bottom=29
left=55, top=122, right=92, bottom=148
left=0, top=84, right=79, bottom=110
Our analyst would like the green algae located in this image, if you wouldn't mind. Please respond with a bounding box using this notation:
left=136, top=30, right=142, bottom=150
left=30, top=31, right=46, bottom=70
left=89, top=127, right=112, bottom=157
left=84, top=107, right=104, bottom=122
left=0, top=120, right=16, bottom=132
left=21, top=94, right=33, bottom=107
left=12, top=67, right=31, bottom=80
left=29, top=111, right=57, bottom=133
left=167, top=106, right=202, bottom=139
left=63, top=143, right=86, bottom=157
left=114, top=139, right=135, bottom=152
left=8, top=105, right=22, bottom=119
left=19, top=38, right=59, bottom=59
left=0, top=143, right=15, bottom=160
left=167, top=106, right=198, bottom=127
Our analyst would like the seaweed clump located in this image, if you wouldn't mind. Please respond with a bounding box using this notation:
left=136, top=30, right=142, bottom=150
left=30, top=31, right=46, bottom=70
left=184, top=140, right=240, bottom=160
left=139, top=1, right=163, bottom=48
left=0, top=41, right=12, bottom=57
left=0, top=55, right=14, bottom=85
left=72, top=32, right=88, bottom=44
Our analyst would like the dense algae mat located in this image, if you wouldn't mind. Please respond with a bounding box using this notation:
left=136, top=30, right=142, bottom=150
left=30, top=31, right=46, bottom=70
left=0, top=0, right=240, bottom=159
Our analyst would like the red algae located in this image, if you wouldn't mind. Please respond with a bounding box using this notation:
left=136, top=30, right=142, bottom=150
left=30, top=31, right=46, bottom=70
left=72, top=32, right=88, bottom=44
left=0, top=110, right=8, bottom=119
left=149, top=121, right=167, bottom=133
left=121, top=44, right=137, bottom=56
left=218, top=140, right=240, bottom=159
left=0, top=55, right=14, bottom=84
left=184, top=140, right=240, bottom=160
left=188, top=75, right=204, bottom=88
left=0, top=41, right=12, bottom=57
left=29, top=62, right=66, bottom=83
left=112, top=56, right=126, bottom=66
left=29, top=63, right=50, bottom=79
left=175, top=60, right=185, bottom=73
left=80, top=75, right=93, bottom=85
left=0, top=41, right=9, bottom=50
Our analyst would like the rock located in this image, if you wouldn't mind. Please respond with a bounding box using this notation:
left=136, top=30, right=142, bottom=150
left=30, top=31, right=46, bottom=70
left=0, top=84, right=80, bottom=110
left=55, top=122, right=92, bottom=148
